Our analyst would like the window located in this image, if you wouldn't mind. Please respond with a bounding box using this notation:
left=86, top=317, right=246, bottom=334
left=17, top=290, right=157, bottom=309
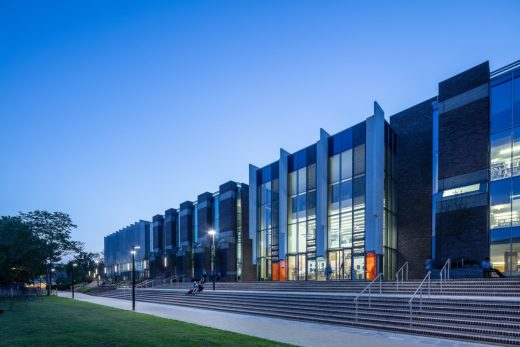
left=289, top=172, right=297, bottom=196
left=340, top=180, right=353, bottom=212
left=340, top=213, right=352, bottom=248
left=298, top=194, right=307, bottom=220
left=490, top=179, right=511, bottom=229
left=490, top=131, right=512, bottom=181
left=307, top=190, right=316, bottom=218
left=329, top=154, right=340, bottom=183
left=298, top=167, right=306, bottom=194
left=513, top=177, right=520, bottom=227
left=341, top=149, right=352, bottom=180
left=353, top=144, right=365, bottom=175
left=298, top=221, right=307, bottom=253
left=329, top=184, right=340, bottom=213
left=442, top=183, right=480, bottom=198
left=328, top=214, right=340, bottom=248
left=515, top=77, right=520, bottom=127
left=491, top=80, right=512, bottom=134
left=288, top=224, right=297, bottom=253
left=353, top=176, right=365, bottom=208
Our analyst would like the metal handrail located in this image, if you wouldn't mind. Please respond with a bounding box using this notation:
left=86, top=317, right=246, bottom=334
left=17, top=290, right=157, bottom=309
left=408, top=271, right=431, bottom=325
left=169, top=274, right=185, bottom=288
left=135, top=279, right=154, bottom=288
left=354, top=273, right=383, bottom=321
left=439, top=258, right=451, bottom=292
left=396, top=262, right=409, bottom=292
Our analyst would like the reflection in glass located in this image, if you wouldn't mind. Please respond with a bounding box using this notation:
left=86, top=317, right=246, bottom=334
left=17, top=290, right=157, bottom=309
left=490, top=179, right=511, bottom=229
left=491, top=80, right=512, bottom=134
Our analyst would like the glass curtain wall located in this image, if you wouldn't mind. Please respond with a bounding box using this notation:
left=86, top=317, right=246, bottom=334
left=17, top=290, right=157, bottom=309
left=236, top=185, right=243, bottom=281
left=383, top=123, right=398, bottom=280
left=327, top=127, right=366, bottom=280
left=256, top=162, right=279, bottom=280
left=490, top=67, right=520, bottom=276
left=287, top=146, right=317, bottom=280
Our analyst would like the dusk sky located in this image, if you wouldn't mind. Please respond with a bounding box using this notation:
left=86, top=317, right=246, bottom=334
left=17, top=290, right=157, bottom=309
left=1, top=1, right=520, bottom=254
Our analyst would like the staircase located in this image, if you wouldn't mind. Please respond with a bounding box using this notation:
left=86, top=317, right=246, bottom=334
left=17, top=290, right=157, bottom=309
left=201, top=279, right=520, bottom=296
left=94, top=279, right=520, bottom=345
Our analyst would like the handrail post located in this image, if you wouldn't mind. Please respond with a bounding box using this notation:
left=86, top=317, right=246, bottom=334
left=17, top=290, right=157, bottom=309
left=428, top=273, right=431, bottom=296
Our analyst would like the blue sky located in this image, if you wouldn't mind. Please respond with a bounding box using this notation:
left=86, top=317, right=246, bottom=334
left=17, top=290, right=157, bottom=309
left=1, top=1, right=520, bottom=254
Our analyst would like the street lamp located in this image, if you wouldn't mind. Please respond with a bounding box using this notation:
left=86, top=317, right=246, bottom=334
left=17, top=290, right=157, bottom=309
left=208, top=229, right=216, bottom=291
left=95, top=260, right=99, bottom=286
left=71, top=263, right=77, bottom=299
left=131, top=245, right=140, bottom=311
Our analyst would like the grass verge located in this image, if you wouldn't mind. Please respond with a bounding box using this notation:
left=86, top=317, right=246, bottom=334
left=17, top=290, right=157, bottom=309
left=0, top=296, right=291, bottom=347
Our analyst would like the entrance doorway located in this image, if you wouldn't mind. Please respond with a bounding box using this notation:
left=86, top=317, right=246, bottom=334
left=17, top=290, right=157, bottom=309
left=327, top=249, right=352, bottom=280
left=287, top=253, right=311, bottom=280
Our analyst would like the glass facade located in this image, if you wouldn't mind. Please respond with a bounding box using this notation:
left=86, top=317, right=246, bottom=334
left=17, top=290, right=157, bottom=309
left=327, top=128, right=366, bottom=280
left=287, top=146, right=317, bottom=280
left=256, top=162, right=279, bottom=280
left=383, top=123, right=397, bottom=280
left=490, top=67, right=520, bottom=276
left=104, top=220, right=151, bottom=281
left=236, top=185, right=243, bottom=280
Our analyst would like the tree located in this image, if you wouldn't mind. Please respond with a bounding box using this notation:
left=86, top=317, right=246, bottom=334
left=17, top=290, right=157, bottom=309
left=20, top=211, right=82, bottom=295
left=0, top=216, right=46, bottom=286
left=69, top=251, right=100, bottom=283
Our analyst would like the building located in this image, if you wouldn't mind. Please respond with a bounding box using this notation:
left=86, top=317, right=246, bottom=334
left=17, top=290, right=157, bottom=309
left=105, top=181, right=255, bottom=282
left=250, top=59, right=520, bottom=281
left=249, top=103, right=397, bottom=281
left=105, top=59, right=520, bottom=282
left=393, top=60, right=520, bottom=279
left=104, top=220, right=151, bottom=281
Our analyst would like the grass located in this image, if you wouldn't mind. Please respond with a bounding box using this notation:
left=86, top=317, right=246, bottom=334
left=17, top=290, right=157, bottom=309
left=0, top=296, right=291, bottom=347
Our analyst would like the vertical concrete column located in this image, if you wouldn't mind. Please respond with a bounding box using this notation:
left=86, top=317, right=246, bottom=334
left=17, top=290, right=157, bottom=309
left=248, top=164, right=259, bottom=264
left=316, top=128, right=330, bottom=258
left=365, top=102, right=385, bottom=271
left=278, top=150, right=289, bottom=260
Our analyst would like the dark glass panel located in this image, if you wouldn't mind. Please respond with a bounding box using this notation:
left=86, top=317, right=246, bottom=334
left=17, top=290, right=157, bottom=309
left=513, top=77, right=520, bottom=127
left=491, top=80, right=512, bottom=134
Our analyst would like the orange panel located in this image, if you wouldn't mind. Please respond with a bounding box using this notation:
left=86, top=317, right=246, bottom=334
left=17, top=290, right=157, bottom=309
left=279, top=260, right=287, bottom=281
left=366, top=252, right=377, bottom=280
left=272, top=263, right=280, bottom=281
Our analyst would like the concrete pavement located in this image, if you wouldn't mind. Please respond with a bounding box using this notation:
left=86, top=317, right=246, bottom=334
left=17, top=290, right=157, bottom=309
left=58, top=291, right=491, bottom=347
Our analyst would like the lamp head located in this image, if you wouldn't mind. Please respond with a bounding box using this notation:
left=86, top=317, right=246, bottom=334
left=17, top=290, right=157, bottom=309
left=208, top=229, right=216, bottom=236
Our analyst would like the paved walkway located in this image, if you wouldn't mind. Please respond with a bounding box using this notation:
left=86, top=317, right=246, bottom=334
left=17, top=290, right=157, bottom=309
left=58, top=292, right=490, bottom=347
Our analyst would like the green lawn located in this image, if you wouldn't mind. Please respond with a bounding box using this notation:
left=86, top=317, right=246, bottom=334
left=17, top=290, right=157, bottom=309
left=0, top=296, right=291, bottom=347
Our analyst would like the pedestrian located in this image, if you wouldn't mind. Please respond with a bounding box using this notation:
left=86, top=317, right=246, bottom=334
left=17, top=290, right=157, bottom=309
left=325, top=265, right=333, bottom=280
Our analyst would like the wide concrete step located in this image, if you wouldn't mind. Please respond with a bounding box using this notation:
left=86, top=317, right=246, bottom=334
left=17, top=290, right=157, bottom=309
left=101, top=289, right=520, bottom=311
left=98, top=290, right=520, bottom=326
left=107, top=292, right=520, bottom=330
left=93, top=291, right=520, bottom=345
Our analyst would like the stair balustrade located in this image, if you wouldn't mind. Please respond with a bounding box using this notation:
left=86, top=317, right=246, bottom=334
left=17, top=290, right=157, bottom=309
left=354, top=273, right=383, bottom=321
left=439, top=258, right=451, bottom=292
left=395, top=261, right=409, bottom=292
left=408, top=271, right=431, bottom=325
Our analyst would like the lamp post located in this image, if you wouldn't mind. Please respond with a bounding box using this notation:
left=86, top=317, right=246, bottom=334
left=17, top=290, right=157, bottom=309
left=95, top=260, right=99, bottom=286
left=131, top=245, right=140, bottom=311
left=208, top=229, right=216, bottom=291
left=71, top=263, right=77, bottom=299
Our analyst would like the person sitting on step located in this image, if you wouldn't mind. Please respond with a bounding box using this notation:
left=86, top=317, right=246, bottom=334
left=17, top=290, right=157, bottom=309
left=481, top=257, right=505, bottom=278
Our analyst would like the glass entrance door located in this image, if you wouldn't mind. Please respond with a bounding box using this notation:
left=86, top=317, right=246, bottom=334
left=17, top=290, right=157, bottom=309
left=287, top=253, right=311, bottom=280
left=287, top=255, right=297, bottom=281
left=297, top=254, right=306, bottom=280
left=327, top=249, right=352, bottom=280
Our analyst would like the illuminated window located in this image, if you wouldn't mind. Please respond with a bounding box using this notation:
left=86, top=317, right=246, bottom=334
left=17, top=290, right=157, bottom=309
left=442, top=183, right=480, bottom=198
